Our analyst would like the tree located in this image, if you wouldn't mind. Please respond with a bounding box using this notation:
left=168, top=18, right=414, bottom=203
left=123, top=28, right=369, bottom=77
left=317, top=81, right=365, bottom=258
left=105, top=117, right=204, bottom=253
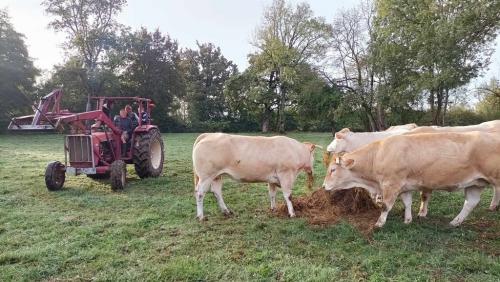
left=120, top=28, right=185, bottom=131
left=327, top=0, right=385, bottom=131
left=43, top=0, right=126, bottom=105
left=372, top=0, right=500, bottom=125
left=476, top=78, right=500, bottom=120
left=39, top=57, right=95, bottom=112
left=224, top=67, right=276, bottom=132
left=252, top=0, right=331, bottom=132
left=181, top=42, right=237, bottom=130
left=0, top=9, right=39, bottom=129
left=292, top=65, right=341, bottom=131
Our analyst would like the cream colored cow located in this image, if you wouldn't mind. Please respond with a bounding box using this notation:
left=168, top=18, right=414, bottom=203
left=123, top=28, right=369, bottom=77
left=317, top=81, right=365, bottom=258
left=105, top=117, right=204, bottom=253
left=386, top=123, right=418, bottom=131
left=193, top=133, right=320, bottom=220
left=322, top=131, right=500, bottom=228
left=406, top=120, right=500, bottom=216
left=409, top=120, right=500, bottom=134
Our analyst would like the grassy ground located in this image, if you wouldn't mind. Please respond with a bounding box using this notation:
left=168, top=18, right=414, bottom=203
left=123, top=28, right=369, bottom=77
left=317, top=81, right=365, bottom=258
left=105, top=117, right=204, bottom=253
left=0, top=132, right=499, bottom=281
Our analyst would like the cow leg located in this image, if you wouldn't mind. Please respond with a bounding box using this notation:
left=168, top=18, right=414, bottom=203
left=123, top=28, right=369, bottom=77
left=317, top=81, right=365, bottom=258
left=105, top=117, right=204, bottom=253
left=418, top=190, right=432, bottom=217
left=279, top=174, right=296, bottom=218
left=268, top=183, right=278, bottom=211
left=489, top=185, right=500, bottom=211
left=450, top=186, right=483, bottom=227
left=375, top=186, right=399, bottom=228
left=211, top=177, right=232, bottom=216
left=400, top=192, right=413, bottom=224
left=195, top=178, right=212, bottom=221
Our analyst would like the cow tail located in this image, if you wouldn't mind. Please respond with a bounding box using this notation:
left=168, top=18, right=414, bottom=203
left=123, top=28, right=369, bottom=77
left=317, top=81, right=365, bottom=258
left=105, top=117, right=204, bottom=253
left=322, top=151, right=331, bottom=167
left=306, top=171, right=314, bottom=191
left=193, top=168, right=199, bottom=191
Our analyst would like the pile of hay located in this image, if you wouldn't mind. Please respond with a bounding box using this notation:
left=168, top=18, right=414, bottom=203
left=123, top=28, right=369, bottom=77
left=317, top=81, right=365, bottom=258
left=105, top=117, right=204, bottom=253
left=276, top=188, right=381, bottom=234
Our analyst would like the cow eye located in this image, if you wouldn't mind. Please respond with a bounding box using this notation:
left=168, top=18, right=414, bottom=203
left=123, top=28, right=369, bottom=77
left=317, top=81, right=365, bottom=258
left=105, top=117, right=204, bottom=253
left=330, top=167, right=336, bottom=173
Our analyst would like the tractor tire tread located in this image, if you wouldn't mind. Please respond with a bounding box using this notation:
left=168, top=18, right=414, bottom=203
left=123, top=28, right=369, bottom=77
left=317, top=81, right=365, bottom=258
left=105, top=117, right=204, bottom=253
left=133, top=129, right=164, bottom=178
left=110, top=160, right=126, bottom=191
left=45, top=161, right=65, bottom=191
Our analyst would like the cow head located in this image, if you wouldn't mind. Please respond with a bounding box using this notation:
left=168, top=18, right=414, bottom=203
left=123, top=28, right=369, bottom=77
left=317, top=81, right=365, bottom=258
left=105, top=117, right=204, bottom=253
left=322, top=155, right=356, bottom=191
left=326, top=128, right=351, bottom=153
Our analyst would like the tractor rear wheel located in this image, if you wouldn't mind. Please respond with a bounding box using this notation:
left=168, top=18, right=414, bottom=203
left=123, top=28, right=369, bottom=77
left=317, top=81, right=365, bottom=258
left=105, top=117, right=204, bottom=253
left=110, top=160, right=126, bottom=191
left=133, top=129, right=164, bottom=178
left=45, top=161, right=65, bottom=191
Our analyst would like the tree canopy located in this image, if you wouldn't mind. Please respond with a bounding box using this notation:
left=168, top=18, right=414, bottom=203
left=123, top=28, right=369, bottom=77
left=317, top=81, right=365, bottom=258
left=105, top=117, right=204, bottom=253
left=2, top=0, right=500, bottom=132
left=0, top=9, right=39, bottom=128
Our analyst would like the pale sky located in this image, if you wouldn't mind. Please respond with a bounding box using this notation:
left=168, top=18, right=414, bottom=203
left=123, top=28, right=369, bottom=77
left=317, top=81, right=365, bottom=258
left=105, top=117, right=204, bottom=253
left=3, top=0, right=500, bottom=86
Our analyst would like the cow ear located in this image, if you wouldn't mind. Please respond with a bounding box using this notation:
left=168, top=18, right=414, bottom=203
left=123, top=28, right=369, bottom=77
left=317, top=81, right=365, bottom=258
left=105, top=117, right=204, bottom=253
left=342, top=158, right=355, bottom=169
left=304, top=142, right=323, bottom=152
left=303, top=142, right=315, bottom=152
left=335, top=128, right=351, bottom=139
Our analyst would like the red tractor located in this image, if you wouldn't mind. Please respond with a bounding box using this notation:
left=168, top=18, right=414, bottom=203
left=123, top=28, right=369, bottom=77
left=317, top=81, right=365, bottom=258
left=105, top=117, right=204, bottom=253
left=45, top=97, right=164, bottom=191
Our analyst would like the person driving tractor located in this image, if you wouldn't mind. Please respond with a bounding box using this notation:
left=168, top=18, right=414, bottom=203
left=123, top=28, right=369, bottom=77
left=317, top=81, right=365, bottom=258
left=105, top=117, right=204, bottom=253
left=115, top=109, right=134, bottom=156
left=125, top=104, right=139, bottom=127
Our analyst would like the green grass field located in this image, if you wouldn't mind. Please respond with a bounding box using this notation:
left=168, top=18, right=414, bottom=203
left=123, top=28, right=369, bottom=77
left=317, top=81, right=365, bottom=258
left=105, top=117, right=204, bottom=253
left=0, top=132, right=499, bottom=281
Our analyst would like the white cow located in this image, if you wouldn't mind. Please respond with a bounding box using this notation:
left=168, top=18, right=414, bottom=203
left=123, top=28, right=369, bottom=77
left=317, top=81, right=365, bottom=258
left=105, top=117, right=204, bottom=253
left=192, top=133, right=321, bottom=220
left=326, top=127, right=413, bottom=154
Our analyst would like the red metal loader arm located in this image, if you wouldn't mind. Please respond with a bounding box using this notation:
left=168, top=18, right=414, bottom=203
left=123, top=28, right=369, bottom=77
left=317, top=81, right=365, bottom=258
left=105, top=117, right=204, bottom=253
left=56, top=110, right=122, bottom=135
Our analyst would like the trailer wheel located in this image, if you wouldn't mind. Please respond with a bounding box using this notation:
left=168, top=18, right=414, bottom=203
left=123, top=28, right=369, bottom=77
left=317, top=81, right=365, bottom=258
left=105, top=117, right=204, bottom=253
left=45, top=161, right=65, bottom=191
left=133, top=129, right=164, bottom=178
left=110, top=160, right=126, bottom=191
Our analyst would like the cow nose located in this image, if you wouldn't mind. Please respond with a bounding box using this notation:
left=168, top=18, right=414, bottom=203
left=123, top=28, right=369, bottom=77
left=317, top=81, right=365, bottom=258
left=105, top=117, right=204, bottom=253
left=321, top=184, right=325, bottom=189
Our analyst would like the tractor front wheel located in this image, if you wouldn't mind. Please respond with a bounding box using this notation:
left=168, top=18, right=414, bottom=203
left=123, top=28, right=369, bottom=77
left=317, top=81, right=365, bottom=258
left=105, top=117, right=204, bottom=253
left=133, top=129, right=164, bottom=178
left=110, top=160, right=126, bottom=191
left=45, top=161, right=65, bottom=191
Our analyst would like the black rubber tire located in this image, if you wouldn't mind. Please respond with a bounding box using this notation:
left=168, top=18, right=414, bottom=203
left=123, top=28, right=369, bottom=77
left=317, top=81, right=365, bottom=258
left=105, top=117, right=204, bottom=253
left=133, top=129, right=164, bottom=178
left=45, top=161, right=65, bottom=191
left=86, top=172, right=110, bottom=180
left=110, top=160, right=126, bottom=191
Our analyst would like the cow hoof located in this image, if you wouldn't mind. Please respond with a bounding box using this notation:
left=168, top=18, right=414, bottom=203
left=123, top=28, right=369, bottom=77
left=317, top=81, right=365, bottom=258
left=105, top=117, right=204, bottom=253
left=289, top=213, right=296, bottom=218
left=488, top=205, right=499, bottom=211
left=374, top=222, right=384, bottom=228
left=197, top=215, right=207, bottom=222
left=417, top=212, right=427, bottom=218
left=223, top=209, right=233, bottom=217
left=449, top=220, right=461, bottom=227
left=404, top=218, right=412, bottom=224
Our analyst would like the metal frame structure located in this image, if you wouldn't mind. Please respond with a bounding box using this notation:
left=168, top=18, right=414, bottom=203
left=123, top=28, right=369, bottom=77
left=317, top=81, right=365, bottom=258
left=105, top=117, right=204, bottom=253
left=8, top=89, right=73, bottom=131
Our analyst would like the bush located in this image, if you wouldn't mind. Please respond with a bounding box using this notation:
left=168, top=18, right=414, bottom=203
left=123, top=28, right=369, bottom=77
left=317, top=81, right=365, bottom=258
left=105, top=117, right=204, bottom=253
left=445, top=106, right=485, bottom=126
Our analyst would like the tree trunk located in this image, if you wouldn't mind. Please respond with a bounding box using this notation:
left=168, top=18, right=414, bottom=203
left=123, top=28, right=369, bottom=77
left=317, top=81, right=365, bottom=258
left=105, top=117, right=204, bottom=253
left=361, top=100, right=378, bottom=131
left=367, top=112, right=377, bottom=131
left=262, top=106, right=271, bottom=133
left=442, top=88, right=449, bottom=126
left=376, top=102, right=386, bottom=130
left=429, top=90, right=435, bottom=123
left=433, top=88, right=443, bottom=125
left=277, top=85, right=286, bottom=134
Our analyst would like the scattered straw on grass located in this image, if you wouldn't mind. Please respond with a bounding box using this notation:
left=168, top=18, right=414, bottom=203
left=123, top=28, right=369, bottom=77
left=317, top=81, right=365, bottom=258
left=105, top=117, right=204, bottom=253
left=276, top=188, right=381, bottom=235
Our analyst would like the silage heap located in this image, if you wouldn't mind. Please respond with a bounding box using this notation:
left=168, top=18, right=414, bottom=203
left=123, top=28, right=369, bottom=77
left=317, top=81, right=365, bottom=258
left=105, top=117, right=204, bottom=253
left=276, top=188, right=381, bottom=235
